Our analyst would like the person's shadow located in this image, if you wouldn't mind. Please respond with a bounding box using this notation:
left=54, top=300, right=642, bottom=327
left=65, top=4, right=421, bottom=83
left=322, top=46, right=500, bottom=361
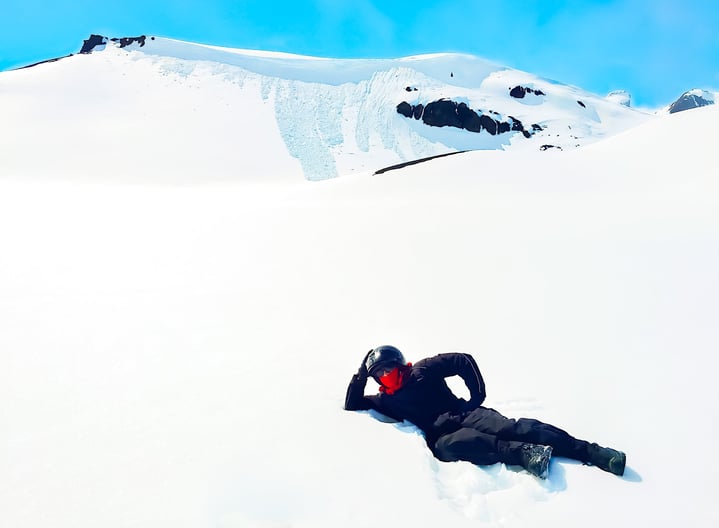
left=545, top=458, right=643, bottom=488
left=618, top=465, right=642, bottom=482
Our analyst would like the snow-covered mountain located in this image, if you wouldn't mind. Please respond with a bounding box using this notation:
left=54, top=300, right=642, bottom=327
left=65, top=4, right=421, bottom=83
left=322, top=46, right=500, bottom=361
left=667, top=88, right=716, bottom=114
left=1, top=34, right=650, bottom=181
left=2, top=34, right=719, bottom=528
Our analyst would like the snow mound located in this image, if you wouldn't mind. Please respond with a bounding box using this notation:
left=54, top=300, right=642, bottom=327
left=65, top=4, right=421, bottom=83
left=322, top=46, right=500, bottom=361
left=606, top=90, right=631, bottom=107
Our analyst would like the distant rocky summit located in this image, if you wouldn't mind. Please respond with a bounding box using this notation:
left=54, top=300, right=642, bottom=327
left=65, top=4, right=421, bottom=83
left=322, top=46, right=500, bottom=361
left=80, top=34, right=151, bottom=54
left=18, top=34, right=152, bottom=69
left=668, top=89, right=715, bottom=114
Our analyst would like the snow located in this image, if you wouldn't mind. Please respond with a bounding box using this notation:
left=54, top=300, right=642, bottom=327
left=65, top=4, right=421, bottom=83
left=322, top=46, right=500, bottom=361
left=606, top=90, right=631, bottom=107
left=2, top=39, right=719, bottom=527
left=685, top=88, right=715, bottom=102
left=1, top=37, right=651, bottom=181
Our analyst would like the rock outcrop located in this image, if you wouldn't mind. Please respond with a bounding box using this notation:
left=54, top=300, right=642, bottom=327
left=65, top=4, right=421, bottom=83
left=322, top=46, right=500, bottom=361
left=397, top=99, right=540, bottom=138
left=509, top=85, right=546, bottom=99
left=80, top=35, right=108, bottom=54
left=80, top=34, right=150, bottom=54
left=668, top=89, right=715, bottom=114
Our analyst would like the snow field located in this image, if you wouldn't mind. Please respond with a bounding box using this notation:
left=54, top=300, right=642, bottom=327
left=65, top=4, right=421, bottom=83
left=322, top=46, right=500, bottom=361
left=1, top=39, right=718, bottom=527
left=3, top=102, right=719, bottom=525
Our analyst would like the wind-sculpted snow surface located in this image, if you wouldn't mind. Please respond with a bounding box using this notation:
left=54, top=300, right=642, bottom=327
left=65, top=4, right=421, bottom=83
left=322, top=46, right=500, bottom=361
left=1, top=35, right=651, bottom=181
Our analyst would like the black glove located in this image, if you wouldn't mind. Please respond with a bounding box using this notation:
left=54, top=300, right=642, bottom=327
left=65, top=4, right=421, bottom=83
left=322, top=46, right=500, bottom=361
left=459, top=398, right=480, bottom=413
left=357, top=349, right=373, bottom=379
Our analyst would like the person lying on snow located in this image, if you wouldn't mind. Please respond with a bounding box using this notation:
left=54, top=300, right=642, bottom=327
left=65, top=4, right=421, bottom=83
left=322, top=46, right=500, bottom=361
left=344, top=345, right=626, bottom=479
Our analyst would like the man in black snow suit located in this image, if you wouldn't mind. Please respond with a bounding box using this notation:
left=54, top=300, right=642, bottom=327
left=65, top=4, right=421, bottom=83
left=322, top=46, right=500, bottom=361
left=344, top=346, right=626, bottom=479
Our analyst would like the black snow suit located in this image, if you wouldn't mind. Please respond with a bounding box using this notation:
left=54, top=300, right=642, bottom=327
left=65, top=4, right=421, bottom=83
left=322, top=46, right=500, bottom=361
left=344, top=353, right=592, bottom=467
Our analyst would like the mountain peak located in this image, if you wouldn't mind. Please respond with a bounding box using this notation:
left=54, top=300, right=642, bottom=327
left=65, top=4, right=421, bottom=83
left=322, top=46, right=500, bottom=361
left=667, top=88, right=715, bottom=114
left=79, top=34, right=152, bottom=54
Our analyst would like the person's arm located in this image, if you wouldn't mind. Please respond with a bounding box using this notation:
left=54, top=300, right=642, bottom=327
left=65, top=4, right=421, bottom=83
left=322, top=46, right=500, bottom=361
left=421, top=353, right=486, bottom=406
left=344, top=350, right=377, bottom=411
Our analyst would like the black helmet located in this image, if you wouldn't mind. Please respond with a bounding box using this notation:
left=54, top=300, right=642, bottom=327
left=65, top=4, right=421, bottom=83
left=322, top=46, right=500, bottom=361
left=366, top=345, right=406, bottom=378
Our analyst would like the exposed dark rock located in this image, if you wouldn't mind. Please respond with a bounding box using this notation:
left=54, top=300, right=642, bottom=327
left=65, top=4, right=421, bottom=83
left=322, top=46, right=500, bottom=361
left=111, top=36, right=148, bottom=48
left=457, top=102, right=482, bottom=132
left=509, top=85, right=546, bottom=99
left=374, top=150, right=470, bottom=175
left=577, top=100, right=586, bottom=108
left=508, top=117, right=523, bottom=131
left=422, top=100, right=463, bottom=128
left=397, top=101, right=413, bottom=118
left=540, top=144, right=563, bottom=151
left=18, top=55, right=73, bottom=69
left=668, top=89, right=715, bottom=114
left=479, top=114, right=497, bottom=135
left=80, top=34, right=108, bottom=53
left=79, top=34, right=150, bottom=54
left=396, top=99, right=539, bottom=140
left=16, top=34, right=152, bottom=71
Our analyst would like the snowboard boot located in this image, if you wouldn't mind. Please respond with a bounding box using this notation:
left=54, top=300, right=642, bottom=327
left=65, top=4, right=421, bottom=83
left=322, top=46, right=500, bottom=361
left=519, top=444, right=553, bottom=479
left=587, top=443, right=626, bottom=476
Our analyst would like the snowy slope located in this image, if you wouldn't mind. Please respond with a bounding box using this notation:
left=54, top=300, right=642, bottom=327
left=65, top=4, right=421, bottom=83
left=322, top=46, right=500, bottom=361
left=2, top=37, right=719, bottom=528
left=1, top=101, right=718, bottom=528
left=1, top=35, right=650, bottom=181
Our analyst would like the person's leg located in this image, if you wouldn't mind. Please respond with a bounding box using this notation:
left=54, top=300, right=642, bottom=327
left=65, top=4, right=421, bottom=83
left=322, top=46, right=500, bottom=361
left=462, top=408, right=591, bottom=461
left=433, top=427, right=552, bottom=478
left=506, top=418, right=626, bottom=475
left=433, top=427, right=522, bottom=465
left=505, top=418, right=592, bottom=461
left=462, top=407, right=626, bottom=475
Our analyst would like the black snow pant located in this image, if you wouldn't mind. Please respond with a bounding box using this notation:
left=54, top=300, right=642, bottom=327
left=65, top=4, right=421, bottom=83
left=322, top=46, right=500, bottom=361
left=432, top=407, right=592, bottom=467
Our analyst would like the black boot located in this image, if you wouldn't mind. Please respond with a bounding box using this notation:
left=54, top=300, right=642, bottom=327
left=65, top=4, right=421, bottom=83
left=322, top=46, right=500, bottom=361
left=519, top=444, right=552, bottom=479
left=587, top=443, right=626, bottom=476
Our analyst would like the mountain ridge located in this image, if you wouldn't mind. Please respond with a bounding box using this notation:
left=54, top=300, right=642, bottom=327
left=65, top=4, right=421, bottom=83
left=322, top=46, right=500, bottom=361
left=0, top=34, right=653, bottom=180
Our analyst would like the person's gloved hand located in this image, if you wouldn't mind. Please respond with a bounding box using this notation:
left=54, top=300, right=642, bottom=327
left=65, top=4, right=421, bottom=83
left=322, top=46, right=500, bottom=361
left=357, top=349, right=373, bottom=379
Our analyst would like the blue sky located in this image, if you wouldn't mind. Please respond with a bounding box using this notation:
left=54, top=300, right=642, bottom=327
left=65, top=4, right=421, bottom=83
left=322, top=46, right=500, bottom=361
left=2, top=0, right=718, bottom=107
